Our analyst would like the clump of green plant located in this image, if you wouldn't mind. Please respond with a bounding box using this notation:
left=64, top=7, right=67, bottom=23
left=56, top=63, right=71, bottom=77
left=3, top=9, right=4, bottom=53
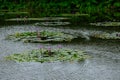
left=6, top=30, right=74, bottom=42
left=6, top=46, right=90, bottom=63
left=91, top=32, right=120, bottom=39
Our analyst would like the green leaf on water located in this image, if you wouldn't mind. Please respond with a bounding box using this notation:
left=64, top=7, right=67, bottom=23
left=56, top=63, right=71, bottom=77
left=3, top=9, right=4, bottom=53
left=5, top=48, right=90, bottom=63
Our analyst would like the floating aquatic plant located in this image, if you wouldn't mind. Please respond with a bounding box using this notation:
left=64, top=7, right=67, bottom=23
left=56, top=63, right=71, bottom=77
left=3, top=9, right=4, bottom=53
left=90, top=22, right=120, bottom=27
left=35, top=21, right=70, bottom=26
left=5, top=17, right=69, bottom=21
left=6, top=47, right=90, bottom=63
left=6, top=30, right=74, bottom=43
left=91, top=32, right=120, bottom=39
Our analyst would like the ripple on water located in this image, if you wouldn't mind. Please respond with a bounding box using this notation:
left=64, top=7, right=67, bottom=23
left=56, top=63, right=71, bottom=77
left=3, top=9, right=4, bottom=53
left=0, top=24, right=120, bottom=80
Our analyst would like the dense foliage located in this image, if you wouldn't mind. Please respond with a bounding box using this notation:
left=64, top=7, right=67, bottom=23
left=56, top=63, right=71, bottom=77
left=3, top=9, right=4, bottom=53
left=0, top=0, right=120, bottom=14
left=0, top=0, right=120, bottom=21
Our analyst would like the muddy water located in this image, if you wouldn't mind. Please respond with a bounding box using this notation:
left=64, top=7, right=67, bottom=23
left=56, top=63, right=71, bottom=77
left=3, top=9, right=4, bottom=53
left=0, top=23, right=120, bottom=80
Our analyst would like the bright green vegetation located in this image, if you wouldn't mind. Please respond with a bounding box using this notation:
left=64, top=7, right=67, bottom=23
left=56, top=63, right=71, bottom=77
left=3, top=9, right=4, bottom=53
left=6, top=30, right=74, bottom=43
left=6, top=48, right=90, bottom=63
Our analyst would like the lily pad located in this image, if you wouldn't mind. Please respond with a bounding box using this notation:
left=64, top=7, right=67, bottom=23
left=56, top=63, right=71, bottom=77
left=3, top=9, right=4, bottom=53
left=91, top=32, right=120, bottom=39
left=6, top=30, right=74, bottom=43
left=5, top=17, right=69, bottom=21
left=6, top=48, right=90, bottom=63
left=34, top=21, right=70, bottom=26
left=90, top=22, right=120, bottom=27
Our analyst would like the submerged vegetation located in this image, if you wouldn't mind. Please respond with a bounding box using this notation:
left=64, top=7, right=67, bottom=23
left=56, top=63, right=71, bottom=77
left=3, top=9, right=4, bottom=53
left=6, top=47, right=90, bottom=63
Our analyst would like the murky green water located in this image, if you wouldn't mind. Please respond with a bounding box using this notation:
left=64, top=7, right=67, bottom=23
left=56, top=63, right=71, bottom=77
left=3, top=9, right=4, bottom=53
left=0, top=19, right=120, bottom=80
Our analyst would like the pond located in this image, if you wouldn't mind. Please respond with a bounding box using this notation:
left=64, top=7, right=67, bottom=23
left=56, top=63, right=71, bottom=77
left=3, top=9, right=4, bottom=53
left=0, top=17, right=120, bottom=80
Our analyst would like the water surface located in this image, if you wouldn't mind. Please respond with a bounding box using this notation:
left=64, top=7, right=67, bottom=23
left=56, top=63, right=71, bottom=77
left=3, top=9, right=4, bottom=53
left=0, top=21, right=120, bottom=80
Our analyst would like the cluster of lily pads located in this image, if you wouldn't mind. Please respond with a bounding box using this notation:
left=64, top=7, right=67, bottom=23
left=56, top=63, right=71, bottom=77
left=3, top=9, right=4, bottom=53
left=35, top=21, right=70, bottom=26
left=91, top=32, right=120, bottom=39
left=90, top=22, right=120, bottom=27
left=6, top=46, right=90, bottom=63
left=6, top=30, right=74, bottom=43
left=5, top=17, right=69, bottom=21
